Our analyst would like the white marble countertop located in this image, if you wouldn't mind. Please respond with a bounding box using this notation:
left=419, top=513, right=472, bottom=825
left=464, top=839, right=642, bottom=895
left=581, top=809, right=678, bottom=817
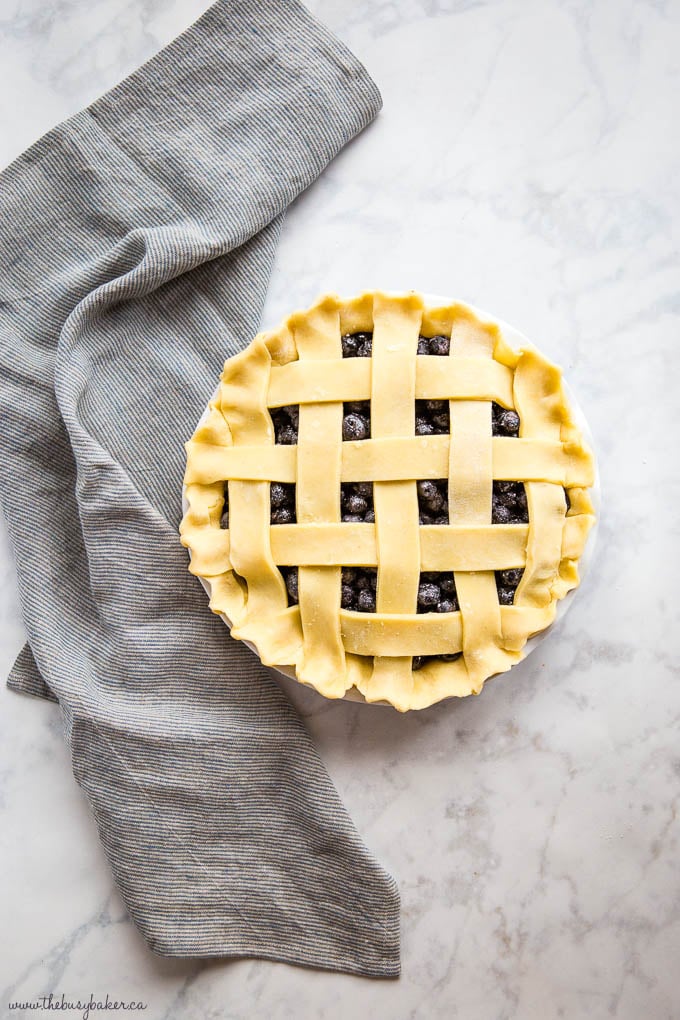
left=1, top=1, right=679, bottom=1017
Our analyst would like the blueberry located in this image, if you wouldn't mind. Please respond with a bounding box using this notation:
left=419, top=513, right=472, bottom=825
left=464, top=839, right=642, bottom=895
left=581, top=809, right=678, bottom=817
left=220, top=486, right=229, bottom=530
left=276, top=484, right=295, bottom=508
left=504, top=485, right=522, bottom=507
left=271, top=507, right=295, bottom=524
left=433, top=412, right=450, bottom=431
left=493, top=503, right=512, bottom=525
left=418, top=480, right=438, bottom=501
left=416, top=417, right=435, bottom=436
left=498, top=588, right=515, bottom=606
left=357, top=588, right=376, bottom=612
left=285, top=569, right=299, bottom=603
left=342, top=567, right=357, bottom=583
left=342, top=482, right=374, bottom=521
left=345, top=493, right=368, bottom=515
left=356, top=574, right=370, bottom=590
left=270, top=482, right=287, bottom=508
left=513, top=488, right=528, bottom=519
left=440, top=576, right=456, bottom=594
left=343, top=413, right=369, bottom=441
left=425, top=490, right=444, bottom=513
left=283, top=404, right=299, bottom=427
left=495, top=403, right=521, bottom=436
left=345, top=401, right=367, bottom=416
left=440, top=653, right=461, bottom=662
left=437, top=599, right=455, bottom=613
left=429, top=335, right=450, bottom=356
left=277, top=423, right=297, bottom=445
left=499, top=410, right=520, bottom=435
left=493, top=481, right=528, bottom=523
left=418, top=581, right=440, bottom=608
left=341, top=331, right=373, bottom=358
left=341, top=333, right=360, bottom=357
left=425, top=399, right=446, bottom=413
left=342, top=513, right=364, bottom=523
left=412, top=656, right=426, bottom=671
left=417, top=336, right=430, bottom=355
left=341, top=584, right=355, bottom=609
left=418, top=480, right=448, bottom=521
left=499, top=568, right=523, bottom=587
left=271, top=407, right=299, bottom=444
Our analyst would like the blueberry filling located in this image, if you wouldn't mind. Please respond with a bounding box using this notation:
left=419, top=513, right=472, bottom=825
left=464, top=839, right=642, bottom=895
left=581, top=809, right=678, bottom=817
left=341, top=567, right=377, bottom=612
left=280, top=566, right=299, bottom=606
left=280, top=565, right=381, bottom=611
left=343, top=401, right=371, bottom=441
left=492, top=480, right=529, bottom=524
left=341, top=482, right=374, bottom=523
left=418, top=334, right=450, bottom=356
left=341, top=331, right=373, bottom=358
left=416, top=398, right=450, bottom=435
left=492, top=402, right=546, bottom=527
left=492, top=402, right=520, bottom=437
left=342, top=334, right=373, bottom=440
left=495, top=567, right=524, bottom=606
left=412, top=571, right=461, bottom=670
left=413, top=652, right=462, bottom=671
left=220, top=482, right=229, bottom=529
left=270, top=482, right=297, bottom=524
left=417, top=479, right=449, bottom=525
left=271, top=404, right=299, bottom=445
left=417, top=571, right=458, bottom=614
left=346, top=332, right=452, bottom=361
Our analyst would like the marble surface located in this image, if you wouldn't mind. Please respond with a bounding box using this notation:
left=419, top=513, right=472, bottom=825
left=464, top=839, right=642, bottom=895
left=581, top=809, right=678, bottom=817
left=1, top=0, right=679, bottom=1017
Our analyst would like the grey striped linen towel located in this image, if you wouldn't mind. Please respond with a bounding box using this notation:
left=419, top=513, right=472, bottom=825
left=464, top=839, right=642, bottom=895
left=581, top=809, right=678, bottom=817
left=0, top=0, right=400, bottom=977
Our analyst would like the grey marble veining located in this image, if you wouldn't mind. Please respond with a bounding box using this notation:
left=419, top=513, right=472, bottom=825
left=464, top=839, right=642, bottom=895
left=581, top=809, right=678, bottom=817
left=1, top=0, right=679, bottom=1017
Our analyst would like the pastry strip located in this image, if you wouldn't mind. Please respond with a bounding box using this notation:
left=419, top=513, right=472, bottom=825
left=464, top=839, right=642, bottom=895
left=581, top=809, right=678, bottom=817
left=448, top=316, right=517, bottom=690
left=267, top=356, right=514, bottom=407
left=292, top=301, right=348, bottom=698
left=360, top=293, right=422, bottom=706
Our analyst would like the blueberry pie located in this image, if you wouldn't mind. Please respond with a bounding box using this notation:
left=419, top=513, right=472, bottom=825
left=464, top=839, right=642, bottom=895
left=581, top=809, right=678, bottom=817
left=180, top=291, right=596, bottom=711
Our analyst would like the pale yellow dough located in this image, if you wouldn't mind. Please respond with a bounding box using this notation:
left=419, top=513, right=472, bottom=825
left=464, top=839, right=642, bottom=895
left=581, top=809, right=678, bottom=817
left=180, top=291, right=596, bottom=711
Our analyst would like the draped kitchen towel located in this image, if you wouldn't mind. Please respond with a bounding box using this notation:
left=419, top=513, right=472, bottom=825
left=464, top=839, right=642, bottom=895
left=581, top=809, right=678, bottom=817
left=0, top=0, right=400, bottom=977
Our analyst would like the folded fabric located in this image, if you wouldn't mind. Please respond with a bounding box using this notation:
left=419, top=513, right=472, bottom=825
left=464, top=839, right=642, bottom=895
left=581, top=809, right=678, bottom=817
left=0, top=0, right=400, bottom=977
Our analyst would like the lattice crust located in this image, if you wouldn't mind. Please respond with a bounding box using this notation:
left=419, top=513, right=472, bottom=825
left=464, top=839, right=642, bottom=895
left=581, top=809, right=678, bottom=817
left=180, top=292, right=596, bottom=712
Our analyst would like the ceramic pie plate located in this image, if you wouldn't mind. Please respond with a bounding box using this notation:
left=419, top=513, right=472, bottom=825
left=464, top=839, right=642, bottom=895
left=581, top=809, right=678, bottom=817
left=182, top=293, right=600, bottom=708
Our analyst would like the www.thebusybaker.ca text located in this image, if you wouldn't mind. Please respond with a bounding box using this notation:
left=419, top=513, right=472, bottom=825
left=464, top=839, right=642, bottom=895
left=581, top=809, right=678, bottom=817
left=7, top=992, right=148, bottom=1020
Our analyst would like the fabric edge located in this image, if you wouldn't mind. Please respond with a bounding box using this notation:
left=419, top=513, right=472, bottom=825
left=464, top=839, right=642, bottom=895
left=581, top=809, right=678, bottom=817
left=6, top=641, right=59, bottom=703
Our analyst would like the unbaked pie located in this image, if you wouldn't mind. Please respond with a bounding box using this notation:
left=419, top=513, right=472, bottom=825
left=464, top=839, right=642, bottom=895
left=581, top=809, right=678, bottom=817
left=180, top=291, right=596, bottom=711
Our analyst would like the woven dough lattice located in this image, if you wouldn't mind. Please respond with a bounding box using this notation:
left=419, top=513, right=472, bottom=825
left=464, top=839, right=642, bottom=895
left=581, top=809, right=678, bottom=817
left=181, top=291, right=596, bottom=711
